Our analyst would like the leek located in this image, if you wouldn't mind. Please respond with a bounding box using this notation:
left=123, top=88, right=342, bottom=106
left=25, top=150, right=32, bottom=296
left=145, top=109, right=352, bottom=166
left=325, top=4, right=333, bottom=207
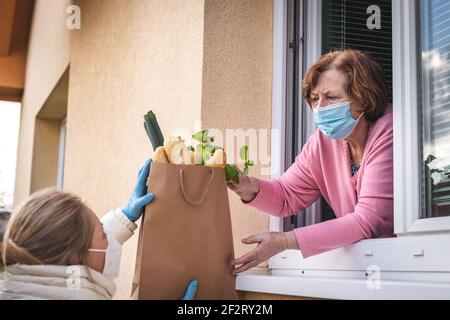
left=144, top=110, right=165, bottom=150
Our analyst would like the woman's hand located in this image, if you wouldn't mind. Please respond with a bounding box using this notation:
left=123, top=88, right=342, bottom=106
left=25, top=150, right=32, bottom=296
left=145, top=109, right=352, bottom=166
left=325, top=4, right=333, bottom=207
left=123, top=159, right=155, bottom=222
left=231, top=231, right=299, bottom=275
left=226, top=166, right=260, bottom=202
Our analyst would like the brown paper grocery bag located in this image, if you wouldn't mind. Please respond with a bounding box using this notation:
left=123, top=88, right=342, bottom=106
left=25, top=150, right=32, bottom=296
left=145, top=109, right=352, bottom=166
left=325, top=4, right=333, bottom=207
left=131, top=162, right=237, bottom=300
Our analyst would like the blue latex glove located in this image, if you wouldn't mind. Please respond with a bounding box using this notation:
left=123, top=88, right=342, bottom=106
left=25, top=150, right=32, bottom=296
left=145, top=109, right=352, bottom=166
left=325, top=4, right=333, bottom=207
left=123, top=159, right=154, bottom=222
left=182, top=280, right=199, bottom=300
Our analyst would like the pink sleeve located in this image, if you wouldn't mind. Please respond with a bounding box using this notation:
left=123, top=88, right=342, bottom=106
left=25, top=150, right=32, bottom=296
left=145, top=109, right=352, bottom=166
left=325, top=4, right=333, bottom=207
left=294, top=130, right=394, bottom=258
left=242, top=135, right=321, bottom=217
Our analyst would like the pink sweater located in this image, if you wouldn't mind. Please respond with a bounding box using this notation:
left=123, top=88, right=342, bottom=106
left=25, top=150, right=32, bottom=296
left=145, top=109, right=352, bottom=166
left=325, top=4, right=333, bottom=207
left=244, top=104, right=395, bottom=258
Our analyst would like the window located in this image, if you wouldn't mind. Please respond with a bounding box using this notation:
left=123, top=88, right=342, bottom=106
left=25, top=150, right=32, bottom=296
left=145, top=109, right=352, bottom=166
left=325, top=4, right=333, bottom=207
left=0, top=101, right=20, bottom=210
left=57, top=118, right=67, bottom=191
left=284, top=0, right=393, bottom=231
left=284, top=0, right=335, bottom=232
left=30, top=68, right=69, bottom=193
left=419, top=0, right=450, bottom=219
left=237, top=0, right=450, bottom=299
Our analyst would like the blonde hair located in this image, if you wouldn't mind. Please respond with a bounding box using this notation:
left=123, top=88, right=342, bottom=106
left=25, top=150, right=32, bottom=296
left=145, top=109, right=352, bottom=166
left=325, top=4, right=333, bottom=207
left=1, top=189, right=95, bottom=271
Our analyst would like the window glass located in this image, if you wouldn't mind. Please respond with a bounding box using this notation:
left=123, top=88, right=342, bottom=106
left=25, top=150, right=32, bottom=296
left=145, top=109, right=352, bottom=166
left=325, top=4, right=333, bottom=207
left=419, top=0, right=450, bottom=218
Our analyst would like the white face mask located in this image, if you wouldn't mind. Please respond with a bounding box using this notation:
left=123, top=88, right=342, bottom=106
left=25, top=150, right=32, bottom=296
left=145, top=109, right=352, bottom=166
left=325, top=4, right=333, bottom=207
left=88, top=228, right=123, bottom=280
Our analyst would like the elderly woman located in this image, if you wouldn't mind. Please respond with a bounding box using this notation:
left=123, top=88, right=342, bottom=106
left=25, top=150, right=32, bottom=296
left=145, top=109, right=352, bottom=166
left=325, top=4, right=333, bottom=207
left=228, top=49, right=394, bottom=274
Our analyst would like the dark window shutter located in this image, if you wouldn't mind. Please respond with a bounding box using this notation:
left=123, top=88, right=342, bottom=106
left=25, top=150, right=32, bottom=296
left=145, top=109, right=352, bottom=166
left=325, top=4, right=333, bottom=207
left=322, top=0, right=393, bottom=102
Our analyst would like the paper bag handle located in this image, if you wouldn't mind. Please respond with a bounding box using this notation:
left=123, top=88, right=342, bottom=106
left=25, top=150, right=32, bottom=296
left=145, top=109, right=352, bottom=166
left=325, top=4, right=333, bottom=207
left=179, top=168, right=215, bottom=205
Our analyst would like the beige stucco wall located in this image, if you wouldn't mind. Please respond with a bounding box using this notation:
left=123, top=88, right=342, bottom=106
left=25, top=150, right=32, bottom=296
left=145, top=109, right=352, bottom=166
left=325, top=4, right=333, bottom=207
left=201, top=0, right=273, bottom=268
left=14, top=0, right=71, bottom=207
left=201, top=0, right=306, bottom=300
left=65, top=0, right=205, bottom=299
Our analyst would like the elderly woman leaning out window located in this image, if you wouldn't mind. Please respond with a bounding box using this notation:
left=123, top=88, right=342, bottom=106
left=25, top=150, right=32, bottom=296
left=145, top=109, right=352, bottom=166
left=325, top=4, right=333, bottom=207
left=228, top=49, right=394, bottom=274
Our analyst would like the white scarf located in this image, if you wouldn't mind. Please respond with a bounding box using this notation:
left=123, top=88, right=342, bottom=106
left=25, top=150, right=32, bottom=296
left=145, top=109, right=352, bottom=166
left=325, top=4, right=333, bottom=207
left=0, top=264, right=116, bottom=300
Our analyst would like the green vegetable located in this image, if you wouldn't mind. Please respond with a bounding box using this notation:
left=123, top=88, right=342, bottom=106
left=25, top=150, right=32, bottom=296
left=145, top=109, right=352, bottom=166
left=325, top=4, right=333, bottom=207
left=194, top=144, right=207, bottom=164
left=189, top=130, right=254, bottom=183
left=205, top=145, right=216, bottom=154
left=240, top=145, right=249, bottom=162
left=192, top=129, right=214, bottom=144
left=143, top=110, right=165, bottom=150
left=190, top=130, right=220, bottom=165
left=143, top=122, right=152, bottom=144
left=240, top=145, right=254, bottom=178
left=225, top=164, right=240, bottom=183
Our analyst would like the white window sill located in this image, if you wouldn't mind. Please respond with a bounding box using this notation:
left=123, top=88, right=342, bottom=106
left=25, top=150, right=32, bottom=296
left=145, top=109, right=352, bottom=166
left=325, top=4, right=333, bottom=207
left=236, top=269, right=450, bottom=300
left=235, top=233, right=450, bottom=300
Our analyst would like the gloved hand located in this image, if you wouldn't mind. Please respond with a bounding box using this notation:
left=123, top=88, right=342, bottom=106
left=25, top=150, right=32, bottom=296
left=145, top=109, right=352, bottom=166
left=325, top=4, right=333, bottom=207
left=182, top=280, right=199, bottom=300
left=123, top=159, right=154, bottom=222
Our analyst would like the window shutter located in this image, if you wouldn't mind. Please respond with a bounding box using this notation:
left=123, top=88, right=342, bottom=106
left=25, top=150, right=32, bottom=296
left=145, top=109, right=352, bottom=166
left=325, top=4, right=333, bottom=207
left=322, top=0, right=393, bottom=102
left=319, top=0, right=393, bottom=222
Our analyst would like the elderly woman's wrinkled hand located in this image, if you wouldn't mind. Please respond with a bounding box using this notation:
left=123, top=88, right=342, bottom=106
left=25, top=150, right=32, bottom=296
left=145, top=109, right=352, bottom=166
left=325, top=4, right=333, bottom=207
left=226, top=166, right=260, bottom=202
left=231, top=232, right=288, bottom=275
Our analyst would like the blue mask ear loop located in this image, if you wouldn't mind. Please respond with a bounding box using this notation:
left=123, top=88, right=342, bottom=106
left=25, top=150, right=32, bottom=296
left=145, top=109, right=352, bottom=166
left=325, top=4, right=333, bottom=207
left=345, top=100, right=366, bottom=123
left=347, top=100, right=366, bottom=119
left=339, top=101, right=365, bottom=140
left=353, top=111, right=365, bottom=123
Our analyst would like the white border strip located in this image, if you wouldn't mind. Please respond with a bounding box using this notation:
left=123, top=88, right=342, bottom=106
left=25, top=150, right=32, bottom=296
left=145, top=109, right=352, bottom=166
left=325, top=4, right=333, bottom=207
left=269, top=0, right=288, bottom=233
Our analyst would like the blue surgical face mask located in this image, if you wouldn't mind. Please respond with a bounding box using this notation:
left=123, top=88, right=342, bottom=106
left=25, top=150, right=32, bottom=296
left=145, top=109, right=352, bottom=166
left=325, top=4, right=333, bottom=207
left=313, top=101, right=361, bottom=140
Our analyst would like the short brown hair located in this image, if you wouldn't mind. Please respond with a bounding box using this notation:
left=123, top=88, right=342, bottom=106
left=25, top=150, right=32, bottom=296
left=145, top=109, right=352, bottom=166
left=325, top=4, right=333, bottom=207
left=302, top=49, right=390, bottom=122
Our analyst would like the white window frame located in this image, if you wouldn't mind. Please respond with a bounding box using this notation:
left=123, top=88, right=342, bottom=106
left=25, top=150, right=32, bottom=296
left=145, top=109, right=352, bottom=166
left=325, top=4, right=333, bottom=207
left=56, top=117, right=67, bottom=191
left=393, top=0, right=450, bottom=234
left=236, top=0, right=450, bottom=299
